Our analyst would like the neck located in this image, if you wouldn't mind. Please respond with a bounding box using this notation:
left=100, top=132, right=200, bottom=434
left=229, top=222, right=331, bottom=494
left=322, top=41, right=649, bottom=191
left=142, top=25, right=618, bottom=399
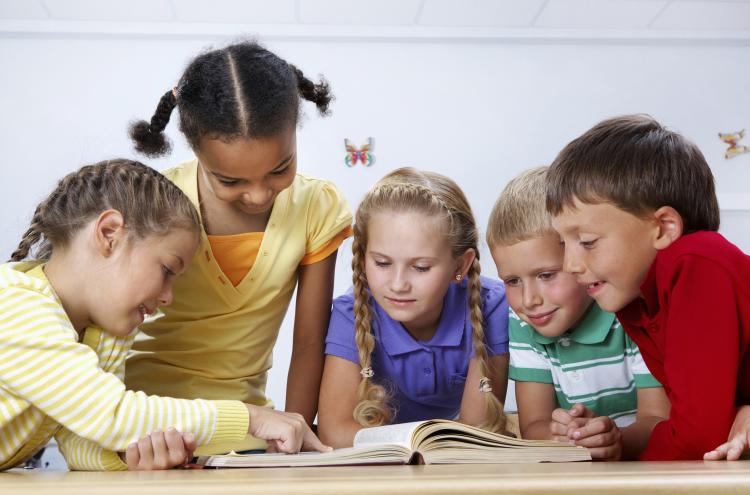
left=44, top=251, right=91, bottom=334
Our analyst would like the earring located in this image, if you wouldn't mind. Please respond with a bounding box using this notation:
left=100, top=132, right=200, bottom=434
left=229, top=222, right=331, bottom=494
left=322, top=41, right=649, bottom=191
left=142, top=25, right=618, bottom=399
left=455, top=274, right=462, bottom=281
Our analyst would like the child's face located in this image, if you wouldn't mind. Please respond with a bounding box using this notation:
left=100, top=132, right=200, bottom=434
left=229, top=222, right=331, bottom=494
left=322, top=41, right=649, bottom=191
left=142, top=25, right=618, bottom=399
left=365, top=211, right=463, bottom=340
left=92, top=228, right=198, bottom=337
left=195, top=127, right=297, bottom=217
left=492, top=232, right=592, bottom=338
left=552, top=198, right=659, bottom=313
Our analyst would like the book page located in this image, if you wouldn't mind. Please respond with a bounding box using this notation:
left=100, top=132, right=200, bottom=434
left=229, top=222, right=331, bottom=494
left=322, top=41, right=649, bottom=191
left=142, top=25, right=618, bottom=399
left=353, top=421, right=426, bottom=448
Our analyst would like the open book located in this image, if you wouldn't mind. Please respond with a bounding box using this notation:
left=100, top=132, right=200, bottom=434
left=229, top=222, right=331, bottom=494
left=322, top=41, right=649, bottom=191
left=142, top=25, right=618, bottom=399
left=198, top=419, right=591, bottom=467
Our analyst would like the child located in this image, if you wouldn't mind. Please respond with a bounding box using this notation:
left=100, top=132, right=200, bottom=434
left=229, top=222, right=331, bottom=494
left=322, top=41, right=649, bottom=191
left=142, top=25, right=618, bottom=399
left=317, top=168, right=509, bottom=448
left=126, top=41, right=352, bottom=454
left=0, top=160, right=328, bottom=471
left=487, top=167, right=669, bottom=461
left=547, top=114, right=750, bottom=460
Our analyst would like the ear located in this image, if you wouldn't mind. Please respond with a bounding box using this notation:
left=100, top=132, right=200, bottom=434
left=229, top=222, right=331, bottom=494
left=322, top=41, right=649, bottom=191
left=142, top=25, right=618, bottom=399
left=93, top=209, right=126, bottom=257
left=454, top=248, right=477, bottom=283
left=652, top=206, right=683, bottom=251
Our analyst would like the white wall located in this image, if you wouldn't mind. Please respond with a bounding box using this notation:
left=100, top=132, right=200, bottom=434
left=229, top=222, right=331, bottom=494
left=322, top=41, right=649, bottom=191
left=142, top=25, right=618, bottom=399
left=1, top=34, right=749, bottom=411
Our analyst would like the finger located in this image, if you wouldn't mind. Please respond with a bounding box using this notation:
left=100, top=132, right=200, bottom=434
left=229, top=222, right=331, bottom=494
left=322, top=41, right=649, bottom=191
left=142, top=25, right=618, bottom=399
left=138, top=435, right=155, bottom=470
left=568, top=404, right=590, bottom=418
left=125, top=442, right=140, bottom=471
left=564, top=418, right=590, bottom=437
left=266, top=440, right=282, bottom=453
left=550, top=435, right=575, bottom=444
left=549, top=420, right=569, bottom=436
left=551, top=408, right=574, bottom=426
left=150, top=430, right=170, bottom=470
left=587, top=445, right=621, bottom=461
left=571, top=417, right=614, bottom=440
left=704, top=442, right=732, bottom=460
left=182, top=432, right=197, bottom=459
left=302, top=427, right=332, bottom=453
left=277, top=421, right=304, bottom=454
left=727, top=444, right=744, bottom=461
left=164, top=428, right=188, bottom=466
left=571, top=431, right=618, bottom=449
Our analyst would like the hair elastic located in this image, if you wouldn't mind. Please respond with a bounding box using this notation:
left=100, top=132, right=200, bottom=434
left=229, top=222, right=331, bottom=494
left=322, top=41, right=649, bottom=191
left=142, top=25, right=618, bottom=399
left=360, top=367, right=374, bottom=379
left=479, top=377, right=493, bottom=393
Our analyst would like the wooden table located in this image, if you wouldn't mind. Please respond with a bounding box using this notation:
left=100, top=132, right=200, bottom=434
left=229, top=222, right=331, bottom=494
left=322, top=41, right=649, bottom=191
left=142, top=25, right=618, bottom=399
left=3, top=461, right=750, bottom=494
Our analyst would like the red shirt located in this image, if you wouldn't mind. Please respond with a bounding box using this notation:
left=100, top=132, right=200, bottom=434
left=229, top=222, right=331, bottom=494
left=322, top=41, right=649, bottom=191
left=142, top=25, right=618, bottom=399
left=617, top=231, right=750, bottom=460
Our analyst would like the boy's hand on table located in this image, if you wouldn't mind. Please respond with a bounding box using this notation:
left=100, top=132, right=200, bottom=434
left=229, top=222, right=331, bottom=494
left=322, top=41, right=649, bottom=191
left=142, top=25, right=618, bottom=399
left=705, top=407, right=750, bottom=461
left=245, top=404, right=332, bottom=454
left=550, top=403, right=594, bottom=441
left=121, top=428, right=197, bottom=470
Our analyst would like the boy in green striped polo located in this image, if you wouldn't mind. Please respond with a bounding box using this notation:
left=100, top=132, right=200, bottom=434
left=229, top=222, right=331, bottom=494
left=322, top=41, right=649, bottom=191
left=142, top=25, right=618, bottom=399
left=487, top=167, right=668, bottom=461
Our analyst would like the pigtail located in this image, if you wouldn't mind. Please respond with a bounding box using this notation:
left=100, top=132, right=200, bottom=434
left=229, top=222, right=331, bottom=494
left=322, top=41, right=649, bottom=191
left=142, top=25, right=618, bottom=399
left=290, top=65, right=333, bottom=116
left=351, top=230, right=392, bottom=427
left=129, top=89, right=176, bottom=158
left=10, top=204, right=46, bottom=262
left=467, top=257, right=507, bottom=434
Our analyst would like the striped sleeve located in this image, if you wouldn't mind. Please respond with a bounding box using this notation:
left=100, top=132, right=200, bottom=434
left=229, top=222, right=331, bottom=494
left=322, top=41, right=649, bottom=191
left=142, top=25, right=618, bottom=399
left=55, top=428, right=127, bottom=471
left=0, top=287, right=249, bottom=454
left=508, top=311, right=553, bottom=384
left=624, top=330, right=662, bottom=388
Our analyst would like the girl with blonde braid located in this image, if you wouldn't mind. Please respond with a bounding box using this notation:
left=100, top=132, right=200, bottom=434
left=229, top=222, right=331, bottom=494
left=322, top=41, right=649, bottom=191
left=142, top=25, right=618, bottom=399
left=318, top=168, right=510, bottom=447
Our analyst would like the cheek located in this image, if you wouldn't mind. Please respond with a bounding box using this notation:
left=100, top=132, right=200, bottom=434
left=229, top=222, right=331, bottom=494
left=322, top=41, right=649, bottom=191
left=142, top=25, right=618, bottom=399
left=504, top=287, right=523, bottom=313
left=545, top=278, right=587, bottom=306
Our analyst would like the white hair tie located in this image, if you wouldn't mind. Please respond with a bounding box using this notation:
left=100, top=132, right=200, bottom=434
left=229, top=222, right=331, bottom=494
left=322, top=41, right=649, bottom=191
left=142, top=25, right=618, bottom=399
left=360, top=367, right=374, bottom=379
left=479, top=377, right=493, bottom=393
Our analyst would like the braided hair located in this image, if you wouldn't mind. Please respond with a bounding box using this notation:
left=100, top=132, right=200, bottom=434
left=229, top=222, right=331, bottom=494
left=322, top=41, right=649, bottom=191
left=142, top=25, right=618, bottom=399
left=10, top=159, right=200, bottom=262
left=351, top=168, right=507, bottom=433
left=129, top=41, right=332, bottom=157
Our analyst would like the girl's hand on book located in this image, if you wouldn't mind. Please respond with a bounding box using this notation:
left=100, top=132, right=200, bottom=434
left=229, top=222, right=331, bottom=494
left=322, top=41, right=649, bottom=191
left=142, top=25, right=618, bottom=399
left=245, top=405, right=332, bottom=454
left=122, top=428, right=197, bottom=470
left=567, top=416, right=622, bottom=461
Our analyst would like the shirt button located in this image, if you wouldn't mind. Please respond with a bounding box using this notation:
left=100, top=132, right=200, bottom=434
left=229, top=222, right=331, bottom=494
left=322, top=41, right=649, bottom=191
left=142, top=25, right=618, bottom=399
left=424, top=368, right=432, bottom=375
left=559, top=337, right=571, bottom=347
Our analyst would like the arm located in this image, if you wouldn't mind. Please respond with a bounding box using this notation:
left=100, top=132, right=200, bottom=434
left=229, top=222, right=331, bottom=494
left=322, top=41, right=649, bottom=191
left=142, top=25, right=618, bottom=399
left=640, top=259, right=739, bottom=460
left=619, top=387, right=670, bottom=460
left=515, top=381, right=559, bottom=440
left=318, top=355, right=365, bottom=448
left=285, top=252, right=338, bottom=425
left=458, top=355, right=509, bottom=427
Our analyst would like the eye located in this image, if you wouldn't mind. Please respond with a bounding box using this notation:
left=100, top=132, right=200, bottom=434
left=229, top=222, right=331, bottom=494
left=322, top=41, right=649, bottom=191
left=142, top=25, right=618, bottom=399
left=162, top=265, right=175, bottom=278
left=503, top=277, right=520, bottom=287
left=538, top=271, right=557, bottom=281
left=579, top=239, right=598, bottom=249
left=413, top=265, right=431, bottom=273
left=217, top=178, right=240, bottom=186
left=373, top=260, right=391, bottom=268
left=270, top=166, right=290, bottom=176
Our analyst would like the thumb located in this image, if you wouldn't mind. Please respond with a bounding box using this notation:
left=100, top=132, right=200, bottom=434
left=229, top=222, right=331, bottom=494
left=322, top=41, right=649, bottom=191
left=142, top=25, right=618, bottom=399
left=183, top=432, right=198, bottom=457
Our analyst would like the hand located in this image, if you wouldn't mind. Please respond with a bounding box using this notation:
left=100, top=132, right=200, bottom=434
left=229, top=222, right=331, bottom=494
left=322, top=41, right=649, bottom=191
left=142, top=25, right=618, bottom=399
left=122, top=428, right=196, bottom=470
left=705, top=412, right=750, bottom=461
left=549, top=403, right=594, bottom=442
left=245, top=405, right=332, bottom=454
left=567, top=415, right=622, bottom=461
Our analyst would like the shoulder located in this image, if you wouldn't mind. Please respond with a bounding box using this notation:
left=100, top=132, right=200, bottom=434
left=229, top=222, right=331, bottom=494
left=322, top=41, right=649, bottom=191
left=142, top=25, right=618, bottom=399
left=331, top=289, right=356, bottom=322
left=161, top=159, right=198, bottom=185
left=289, top=173, right=347, bottom=204
left=477, top=276, right=507, bottom=317
left=0, top=262, right=55, bottom=299
left=656, top=231, right=750, bottom=280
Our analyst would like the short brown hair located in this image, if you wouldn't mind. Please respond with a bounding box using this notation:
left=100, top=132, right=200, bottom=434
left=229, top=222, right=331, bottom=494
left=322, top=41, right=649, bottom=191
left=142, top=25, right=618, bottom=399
left=487, top=167, right=553, bottom=248
left=546, top=114, right=719, bottom=234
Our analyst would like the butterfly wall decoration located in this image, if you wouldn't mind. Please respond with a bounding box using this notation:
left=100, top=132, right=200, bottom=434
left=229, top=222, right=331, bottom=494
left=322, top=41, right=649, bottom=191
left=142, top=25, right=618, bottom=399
left=719, top=129, right=750, bottom=159
left=344, top=138, right=374, bottom=167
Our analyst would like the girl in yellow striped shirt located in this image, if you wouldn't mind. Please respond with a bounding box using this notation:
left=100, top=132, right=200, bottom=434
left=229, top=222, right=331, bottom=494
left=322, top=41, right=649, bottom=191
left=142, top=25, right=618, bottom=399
left=0, top=159, right=329, bottom=471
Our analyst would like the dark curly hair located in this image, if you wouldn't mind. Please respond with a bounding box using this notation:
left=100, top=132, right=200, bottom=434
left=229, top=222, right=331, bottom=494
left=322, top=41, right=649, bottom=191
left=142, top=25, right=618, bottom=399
left=129, top=40, right=333, bottom=157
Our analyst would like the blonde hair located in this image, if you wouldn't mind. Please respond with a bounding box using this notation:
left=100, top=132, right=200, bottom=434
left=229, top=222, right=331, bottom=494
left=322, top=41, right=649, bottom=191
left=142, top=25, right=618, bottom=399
left=486, top=166, right=554, bottom=249
left=10, top=159, right=200, bottom=262
left=351, top=167, right=506, bottom=433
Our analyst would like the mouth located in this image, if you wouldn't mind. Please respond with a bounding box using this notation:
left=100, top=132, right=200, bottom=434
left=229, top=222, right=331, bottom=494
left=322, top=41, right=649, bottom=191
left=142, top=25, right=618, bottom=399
left=525, top=308, right=558, bottom=325
left=385, top=297, right=416, bottom=308
left=137, top=304, right=155, bottom=321
left=584, top=281, right=606, bottom=295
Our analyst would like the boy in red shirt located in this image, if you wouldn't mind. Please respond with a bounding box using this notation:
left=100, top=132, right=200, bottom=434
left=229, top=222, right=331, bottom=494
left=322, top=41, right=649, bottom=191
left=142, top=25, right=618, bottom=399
left=546, top=114, right=750, bottom=460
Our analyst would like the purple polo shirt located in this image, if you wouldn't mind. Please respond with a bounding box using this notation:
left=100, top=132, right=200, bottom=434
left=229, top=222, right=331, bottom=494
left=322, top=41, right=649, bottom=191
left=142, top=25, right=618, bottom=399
left=325, top=276, right=509, bottom=423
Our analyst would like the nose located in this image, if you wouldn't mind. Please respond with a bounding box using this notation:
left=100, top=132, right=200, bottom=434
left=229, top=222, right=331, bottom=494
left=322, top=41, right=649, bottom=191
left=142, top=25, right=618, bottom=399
left=522, top=283, right=542, bottom=309
left=242, top=185, right=273, bottom=207
left=389, top=267, right=410, bottom=293
left=158, top=285, right=173, bottom=307
left=563, top=247, right=584, bottom=275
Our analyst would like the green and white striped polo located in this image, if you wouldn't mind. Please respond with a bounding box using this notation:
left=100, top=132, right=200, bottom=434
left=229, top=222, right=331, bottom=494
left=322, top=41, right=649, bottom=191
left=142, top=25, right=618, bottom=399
left=509, top=303, right=661, bottom=427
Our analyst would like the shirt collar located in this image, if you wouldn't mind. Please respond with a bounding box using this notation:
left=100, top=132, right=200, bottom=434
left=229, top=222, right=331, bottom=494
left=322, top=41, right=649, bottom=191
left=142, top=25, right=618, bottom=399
left=530, top=302, right=616, bottom=345
left=377, top=280, right=466, bottom=356
left=617, top=252, right=660, bottom=327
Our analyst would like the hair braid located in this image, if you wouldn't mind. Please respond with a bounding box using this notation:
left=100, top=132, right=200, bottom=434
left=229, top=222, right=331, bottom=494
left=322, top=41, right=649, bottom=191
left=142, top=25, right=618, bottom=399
left=290, top=65, right=333, bottom=116
left=128, top=89, right=177, bottom=157
left=351, top=229, right=392, bottom=427
left=467, top=258, right=507, bottom=434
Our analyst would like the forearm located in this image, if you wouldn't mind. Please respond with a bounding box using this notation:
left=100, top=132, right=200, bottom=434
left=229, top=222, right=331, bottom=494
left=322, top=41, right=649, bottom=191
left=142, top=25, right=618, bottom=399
left=521, top=419, right=554, bottom=440
left=285, top=343, right=325, bottom=425
left=620, top=416, right=664, bottom=460
left=318, top=418, right=364, bottom=448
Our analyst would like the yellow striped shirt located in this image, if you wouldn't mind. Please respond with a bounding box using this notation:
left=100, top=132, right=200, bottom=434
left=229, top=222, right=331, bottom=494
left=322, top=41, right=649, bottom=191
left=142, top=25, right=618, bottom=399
left=0, top=262, right=249, bottom=471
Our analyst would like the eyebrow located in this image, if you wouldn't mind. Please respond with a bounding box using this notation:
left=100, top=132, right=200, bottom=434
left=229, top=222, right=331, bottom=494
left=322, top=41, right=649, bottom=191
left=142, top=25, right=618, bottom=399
left=209, top=153, right=295, bottom=182
left=368, top=251, right=439, bottom=262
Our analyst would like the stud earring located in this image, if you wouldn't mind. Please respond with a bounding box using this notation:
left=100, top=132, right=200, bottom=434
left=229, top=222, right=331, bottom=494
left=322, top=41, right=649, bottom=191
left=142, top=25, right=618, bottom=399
left=455, top=274, right=462, bottom=281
